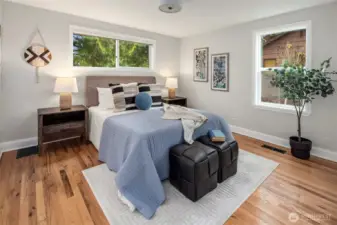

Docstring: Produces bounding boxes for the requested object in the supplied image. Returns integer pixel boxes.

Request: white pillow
[97,88,114,109]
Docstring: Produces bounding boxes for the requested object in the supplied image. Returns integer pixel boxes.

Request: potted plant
[270,44,335,159]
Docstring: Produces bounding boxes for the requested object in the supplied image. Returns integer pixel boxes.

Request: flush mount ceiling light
[159,0,182,13]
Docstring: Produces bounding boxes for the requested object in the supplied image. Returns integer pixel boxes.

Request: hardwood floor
[0,134,336,225]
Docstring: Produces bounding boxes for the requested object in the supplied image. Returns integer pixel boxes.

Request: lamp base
[168,88,176,99]
[60,93,72,110]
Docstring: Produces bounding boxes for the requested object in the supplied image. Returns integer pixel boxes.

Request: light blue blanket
[99,108,234,219]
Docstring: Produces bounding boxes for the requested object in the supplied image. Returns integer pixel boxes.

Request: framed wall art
[211,53,229,91]
[193,47,208,82]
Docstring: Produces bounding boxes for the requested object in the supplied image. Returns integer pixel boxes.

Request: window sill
[254,103,311,116]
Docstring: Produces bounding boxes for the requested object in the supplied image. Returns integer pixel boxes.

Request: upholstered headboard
[85,76,156,107]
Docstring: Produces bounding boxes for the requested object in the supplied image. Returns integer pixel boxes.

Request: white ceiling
[6,0,336,38]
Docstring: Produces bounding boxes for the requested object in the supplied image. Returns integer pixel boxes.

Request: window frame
[253,21,312,115]
[70,25,156,71]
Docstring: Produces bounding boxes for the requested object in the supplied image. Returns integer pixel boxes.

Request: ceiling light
[159,0,182,13]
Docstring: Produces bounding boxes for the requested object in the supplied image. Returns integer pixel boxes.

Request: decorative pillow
[138,84,163,107]
[111,83,139,111]
[108,83,120,87]
[109,82,138,87]
[97,88,114,109]
[135,92,153,110]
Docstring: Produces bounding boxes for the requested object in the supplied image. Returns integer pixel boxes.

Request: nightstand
[162,96,187,107]
[38,105,88,155]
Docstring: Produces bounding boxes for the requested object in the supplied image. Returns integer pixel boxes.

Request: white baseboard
[230,125,337,163]
[0,137,38,154]
[0,126,336,163]
[230,125,290,147]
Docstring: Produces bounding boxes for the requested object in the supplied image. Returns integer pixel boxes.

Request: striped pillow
[138,84,163,107]
[111,83,139,111]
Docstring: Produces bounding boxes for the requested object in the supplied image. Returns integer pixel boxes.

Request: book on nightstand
[208,130,226,142]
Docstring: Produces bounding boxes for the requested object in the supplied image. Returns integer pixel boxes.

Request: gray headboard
[85,76,156,107]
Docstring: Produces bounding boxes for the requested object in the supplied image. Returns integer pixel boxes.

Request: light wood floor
[0,134,336,225]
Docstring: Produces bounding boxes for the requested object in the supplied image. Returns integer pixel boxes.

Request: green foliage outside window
[73,34,116,67]
[119,40,149,68]
[73,34,150,68]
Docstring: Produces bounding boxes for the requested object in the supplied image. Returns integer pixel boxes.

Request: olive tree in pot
[270,56,335,159]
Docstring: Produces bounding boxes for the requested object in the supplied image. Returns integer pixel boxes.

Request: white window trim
[70,25,156,71]
[253,21,312,116]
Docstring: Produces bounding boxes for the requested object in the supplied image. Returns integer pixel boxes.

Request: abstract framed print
[211,53,229,91]
[193,47,209,82]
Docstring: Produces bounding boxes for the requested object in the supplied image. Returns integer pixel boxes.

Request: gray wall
[0,0,2,22]
[180,3,337,151]
[0,2,180,143]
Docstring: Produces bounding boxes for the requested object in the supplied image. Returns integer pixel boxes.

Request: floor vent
[261,144,287,154]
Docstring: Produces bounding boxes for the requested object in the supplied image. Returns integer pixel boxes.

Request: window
[71,26,155,70]
[73,33,117,68]
[119,40,150,68]
[254,21,311,114]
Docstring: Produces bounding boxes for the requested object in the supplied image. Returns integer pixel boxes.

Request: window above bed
[71,26,156,71]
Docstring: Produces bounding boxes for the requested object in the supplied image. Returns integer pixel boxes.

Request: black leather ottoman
[197,136,239,183]
[169,141,219,202]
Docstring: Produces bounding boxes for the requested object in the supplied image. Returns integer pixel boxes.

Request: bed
[87,75,157,149]
[89,107,139,150]
[86,76,235,219]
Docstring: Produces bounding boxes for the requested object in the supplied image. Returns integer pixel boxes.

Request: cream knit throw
[162,103,207,144]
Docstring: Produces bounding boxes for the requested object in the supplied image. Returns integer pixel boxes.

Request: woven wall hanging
[24,29,52,83]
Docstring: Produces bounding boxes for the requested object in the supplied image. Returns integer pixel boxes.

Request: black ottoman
[169,141,219,202]
[197,136,239,183]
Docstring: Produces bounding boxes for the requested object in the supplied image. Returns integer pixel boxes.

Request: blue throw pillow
[135,92,153,110]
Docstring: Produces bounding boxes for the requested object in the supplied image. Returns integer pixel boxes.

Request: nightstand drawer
[43,129,84,143]
[43,121,85,134]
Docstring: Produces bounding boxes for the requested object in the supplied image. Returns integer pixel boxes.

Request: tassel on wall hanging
[24,29,52,83]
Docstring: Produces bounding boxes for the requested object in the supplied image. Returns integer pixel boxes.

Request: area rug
[82,149,278,225]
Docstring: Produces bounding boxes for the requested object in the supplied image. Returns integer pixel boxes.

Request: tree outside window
[73,33,151,69]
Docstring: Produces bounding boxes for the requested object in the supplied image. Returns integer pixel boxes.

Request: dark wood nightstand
[38,105,88,155]
[162,96,187,107]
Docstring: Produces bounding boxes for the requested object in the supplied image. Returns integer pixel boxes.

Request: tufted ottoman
[197,136,239,183]
[169,141,219,202]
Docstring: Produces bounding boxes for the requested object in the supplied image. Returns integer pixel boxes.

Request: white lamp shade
[54,77,78,93]
[166,77,178,89]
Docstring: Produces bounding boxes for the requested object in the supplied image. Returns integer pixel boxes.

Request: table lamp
[166,77,178,99]
[54,77,78,110]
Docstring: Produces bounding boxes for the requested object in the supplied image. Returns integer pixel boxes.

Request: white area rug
[83,149,278,225]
